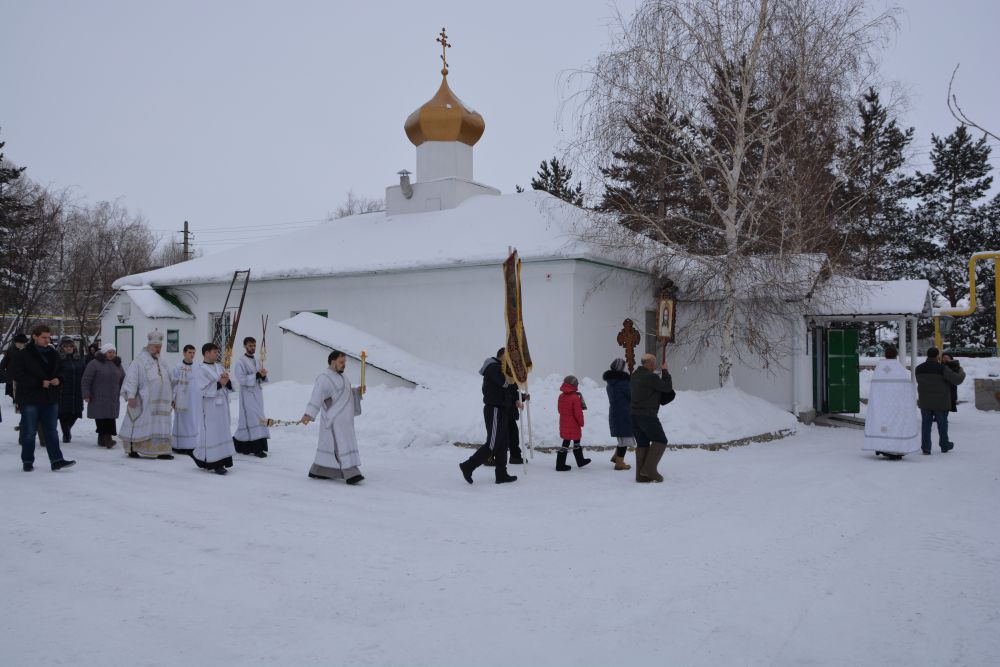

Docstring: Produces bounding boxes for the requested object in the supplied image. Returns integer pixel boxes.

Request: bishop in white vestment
[119,330,174,459]
[191,344,236,475]
[170,345,200,454]
[301,350,364,484]
[232,337,270,457]
[863,346,920,459]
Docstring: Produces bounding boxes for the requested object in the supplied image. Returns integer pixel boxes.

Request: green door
[826,328,860,413]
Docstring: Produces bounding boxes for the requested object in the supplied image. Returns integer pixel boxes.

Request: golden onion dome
[404,74,485,147]
[404,29,485,147]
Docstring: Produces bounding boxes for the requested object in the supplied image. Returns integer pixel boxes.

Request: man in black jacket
[629,353,675,483]
[915,347,965,454]
[8,325,75,472]
[459,349,518,485]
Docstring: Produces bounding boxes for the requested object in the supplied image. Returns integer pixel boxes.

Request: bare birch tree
[328,189,385,220]
[57,201,157,343]
[564,0,896,385]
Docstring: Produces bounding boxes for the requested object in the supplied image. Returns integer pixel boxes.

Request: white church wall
[385,179,501,215]
[665,303,799,412]
[153,260,581,385]
[99,292,200,371]
[570,262,656,383]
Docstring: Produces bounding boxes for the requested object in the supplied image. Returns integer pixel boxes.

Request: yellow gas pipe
[932,251,1000,355]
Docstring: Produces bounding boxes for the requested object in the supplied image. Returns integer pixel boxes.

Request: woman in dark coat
[80,343,125,447]
[57,338,87,442]
[1,333,29,407]
[603,358,633,471]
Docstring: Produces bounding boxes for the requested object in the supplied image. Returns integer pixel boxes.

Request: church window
[209,312,231,352]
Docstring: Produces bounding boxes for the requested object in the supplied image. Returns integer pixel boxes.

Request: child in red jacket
[557,375,591,471]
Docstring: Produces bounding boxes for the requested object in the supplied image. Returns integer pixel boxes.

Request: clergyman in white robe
[191,355,236,474]
[863,356,921,458]
[233,346,270,457]
[119,332,174,458]
[302,361,363,484]
[170,352,200,453]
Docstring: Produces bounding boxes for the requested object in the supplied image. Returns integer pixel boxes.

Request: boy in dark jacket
[459,349,518,484]
[629,353,675,483]
[7,325,75,472]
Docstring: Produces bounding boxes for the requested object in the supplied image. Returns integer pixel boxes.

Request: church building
[103,34,931,421]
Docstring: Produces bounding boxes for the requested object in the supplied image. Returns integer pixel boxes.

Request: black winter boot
[460,445,491,484]
[573,444,591,468]
[555,450,571,471]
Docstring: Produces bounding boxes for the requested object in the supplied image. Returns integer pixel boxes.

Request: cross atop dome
[387,28,500,214]
[404,29,485,148]
[437,27,451,75]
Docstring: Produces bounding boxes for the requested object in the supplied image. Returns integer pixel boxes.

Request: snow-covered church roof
[806,277,932,317]
[118,285,195,319]
[114,191,626,289]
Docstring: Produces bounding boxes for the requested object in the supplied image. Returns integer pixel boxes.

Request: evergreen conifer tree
[530,157,584,206]
[904,125,998,348]
[598,93,711,250]
[837,88,914,281]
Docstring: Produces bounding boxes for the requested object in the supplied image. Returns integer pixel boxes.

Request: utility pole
[182,220,191,261]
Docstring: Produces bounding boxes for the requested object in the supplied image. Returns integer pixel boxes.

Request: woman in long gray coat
[81,343,125,447]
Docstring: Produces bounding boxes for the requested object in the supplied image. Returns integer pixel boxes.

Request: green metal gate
[825,328,860,413]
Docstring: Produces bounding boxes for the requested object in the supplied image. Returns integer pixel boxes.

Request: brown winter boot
[640,442,667,483]
[635,447,651,482]
[612,445,631,471]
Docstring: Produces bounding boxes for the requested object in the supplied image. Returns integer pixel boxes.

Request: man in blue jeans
[7,325,76,472]
[914,347,966,455]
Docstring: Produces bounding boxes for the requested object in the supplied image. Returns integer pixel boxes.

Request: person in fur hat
[556,375,590,471]
[603,358,633,471]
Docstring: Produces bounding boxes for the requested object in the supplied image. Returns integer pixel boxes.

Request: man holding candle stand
[300,349,366,485]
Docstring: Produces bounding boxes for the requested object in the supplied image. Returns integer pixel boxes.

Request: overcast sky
[2,0,998,254]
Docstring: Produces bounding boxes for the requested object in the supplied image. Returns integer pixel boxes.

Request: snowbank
[263,370,799,450]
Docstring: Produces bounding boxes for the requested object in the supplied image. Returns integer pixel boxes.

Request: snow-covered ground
[3,370,999,666]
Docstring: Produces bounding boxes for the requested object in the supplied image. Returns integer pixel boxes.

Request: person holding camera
[915,347,965,454]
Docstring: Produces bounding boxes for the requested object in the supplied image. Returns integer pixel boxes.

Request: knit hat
[100,343,116,355]
[59,337,76,347]
[610,358,626,373]
[13,333,28,344]
[147,329,164,344]
[563,375,579,387]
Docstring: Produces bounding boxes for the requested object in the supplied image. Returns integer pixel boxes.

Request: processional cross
[436,27,451,74]
[617,318,641,373]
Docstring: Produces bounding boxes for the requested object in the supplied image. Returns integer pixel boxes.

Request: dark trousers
[94,418,117,435]
[20,403,65,464]
[466,405,510,479]
[508,419,521,460]
[59,416,78,438]
[631,414,668,448]
[920,409,950,452]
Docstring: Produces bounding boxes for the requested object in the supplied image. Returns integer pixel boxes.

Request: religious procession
[4,248,966,486]
[3,319,364,482]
